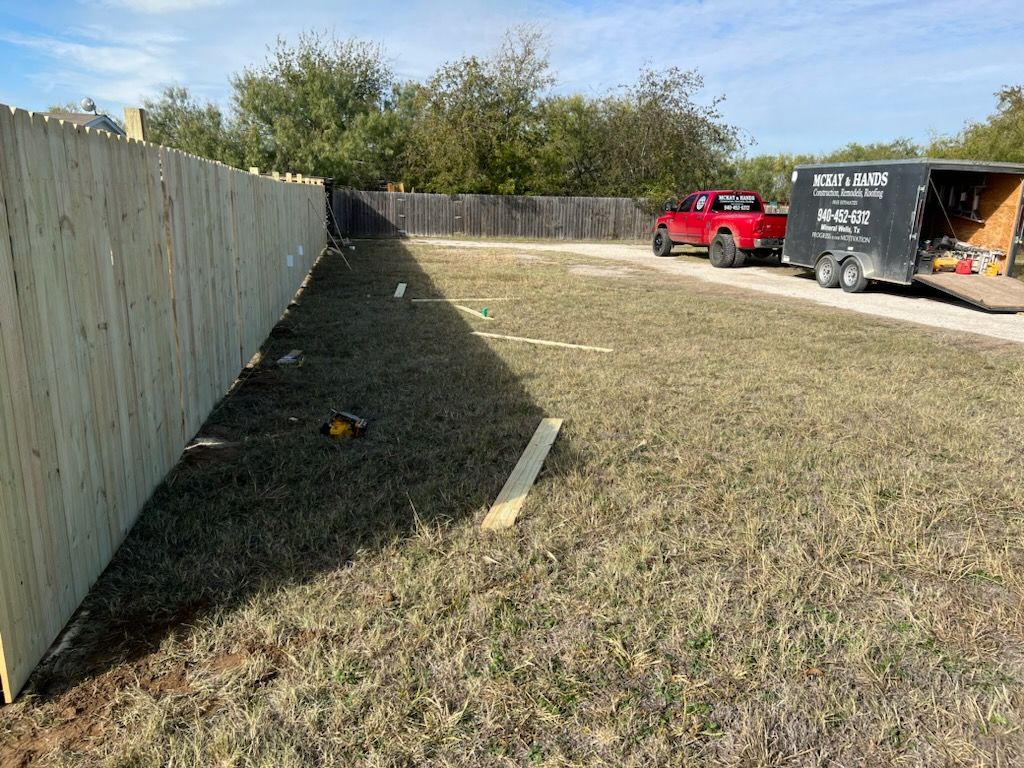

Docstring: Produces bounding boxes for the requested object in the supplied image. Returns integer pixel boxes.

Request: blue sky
[1,0,1022,155]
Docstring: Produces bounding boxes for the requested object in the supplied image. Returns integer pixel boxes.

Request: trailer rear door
[913,273,1024,312]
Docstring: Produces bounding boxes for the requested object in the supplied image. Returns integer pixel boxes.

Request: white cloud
[527,0,1024,152]
[92,0,232,13]
[3,32,163,76]
[5,0,1024,152]
[2,29,184,105]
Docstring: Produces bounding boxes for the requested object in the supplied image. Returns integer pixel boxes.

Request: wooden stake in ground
[454,304,493,320]
[481,418,563,531]
[472,331,612,353]
[394,283,407,298]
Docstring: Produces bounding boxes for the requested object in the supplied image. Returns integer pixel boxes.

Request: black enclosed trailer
[782,159,1024,311]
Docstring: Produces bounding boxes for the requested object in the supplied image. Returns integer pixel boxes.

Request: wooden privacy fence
[333,190,653,240]
[0,105,326,702]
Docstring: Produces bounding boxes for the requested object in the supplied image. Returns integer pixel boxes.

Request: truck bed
[914,273,1024,312]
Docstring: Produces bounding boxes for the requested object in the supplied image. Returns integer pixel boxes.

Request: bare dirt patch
[568,264,641,279]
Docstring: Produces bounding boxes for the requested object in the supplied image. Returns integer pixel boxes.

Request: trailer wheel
[815,255,841,288]
[709,233,736,268]
[840,258,868,293]
[652,228,673,257]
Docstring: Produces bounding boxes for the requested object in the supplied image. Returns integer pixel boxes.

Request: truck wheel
[733,249,749,268]
[709,233,736,268]
[652,228,673,257]
[815,255,841,288]
[840,258,868,293]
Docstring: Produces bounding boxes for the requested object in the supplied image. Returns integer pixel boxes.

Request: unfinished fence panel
[333,190,652,240]
[0,104,326,703]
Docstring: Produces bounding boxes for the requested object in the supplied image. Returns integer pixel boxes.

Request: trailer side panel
[784,163,926,284]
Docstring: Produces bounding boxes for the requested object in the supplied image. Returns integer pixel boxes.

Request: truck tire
[733,249,749,268]
[709,233,736,268]
[839,257,869,293]
[815,255,841,288]
[652,228,673,257]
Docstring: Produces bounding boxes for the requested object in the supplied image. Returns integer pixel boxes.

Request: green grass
[3,240,1024,766]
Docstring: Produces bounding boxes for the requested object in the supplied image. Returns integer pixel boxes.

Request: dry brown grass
[3,239,1024,767]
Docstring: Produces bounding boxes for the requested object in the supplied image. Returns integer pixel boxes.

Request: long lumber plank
[481,418,563,531]
[454,305,494,321]
[471,331,612,353]
[411,297,512,303]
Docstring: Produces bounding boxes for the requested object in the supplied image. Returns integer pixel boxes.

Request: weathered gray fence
[333,190,652,240]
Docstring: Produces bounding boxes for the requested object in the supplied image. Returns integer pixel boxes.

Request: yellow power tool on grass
[320,410,367,439]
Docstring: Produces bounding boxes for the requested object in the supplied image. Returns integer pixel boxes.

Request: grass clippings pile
[3,240,1024,767]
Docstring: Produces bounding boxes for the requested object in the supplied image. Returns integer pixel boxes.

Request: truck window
[694,194,709,212]
[678,194,697,212]
[711,193,762,212]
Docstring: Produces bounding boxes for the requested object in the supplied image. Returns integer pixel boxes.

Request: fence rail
[0,105,326,702]
[333,190,653,241]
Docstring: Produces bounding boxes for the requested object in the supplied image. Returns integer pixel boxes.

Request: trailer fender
[834,252,881,280]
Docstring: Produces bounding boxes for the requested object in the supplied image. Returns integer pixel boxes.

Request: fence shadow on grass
[21,230,554,703]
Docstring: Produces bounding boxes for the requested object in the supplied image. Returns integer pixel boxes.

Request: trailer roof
[795,158,1024,174]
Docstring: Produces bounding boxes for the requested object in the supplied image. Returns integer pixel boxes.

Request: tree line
[140,28,1024,207]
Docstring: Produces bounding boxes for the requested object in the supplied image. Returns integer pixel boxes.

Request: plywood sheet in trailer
[914,273,1024,312]
[951,174,1024,255]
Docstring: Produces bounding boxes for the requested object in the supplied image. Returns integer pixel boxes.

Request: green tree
[929,85,1024,163]
[723,140,920,203]
[142,86,238,163]
[592,67,741,207]
[230,32,397,184]
[821,138,921,162]
[404,27,554,194]
[724,153,816,203]
[530,94,604,196]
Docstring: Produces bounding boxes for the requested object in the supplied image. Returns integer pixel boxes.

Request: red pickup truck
[652,190,787,267]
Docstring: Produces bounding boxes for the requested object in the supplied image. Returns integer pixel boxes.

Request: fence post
[122,108,148,141]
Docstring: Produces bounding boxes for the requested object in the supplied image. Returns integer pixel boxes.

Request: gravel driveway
[413,238,1024,345]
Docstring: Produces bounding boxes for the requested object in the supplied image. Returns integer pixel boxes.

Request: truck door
[685,193,711,243]
[668,193,698,240]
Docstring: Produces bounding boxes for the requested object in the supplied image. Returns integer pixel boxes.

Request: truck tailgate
[760,213,787,238]
[914,273,1024,312]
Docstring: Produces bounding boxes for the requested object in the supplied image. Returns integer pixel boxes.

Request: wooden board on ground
[481,418,563,531]
[411,297,512,303]
[914,273,1024,312]
[472,331,612,353]
[455,305,493,320]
